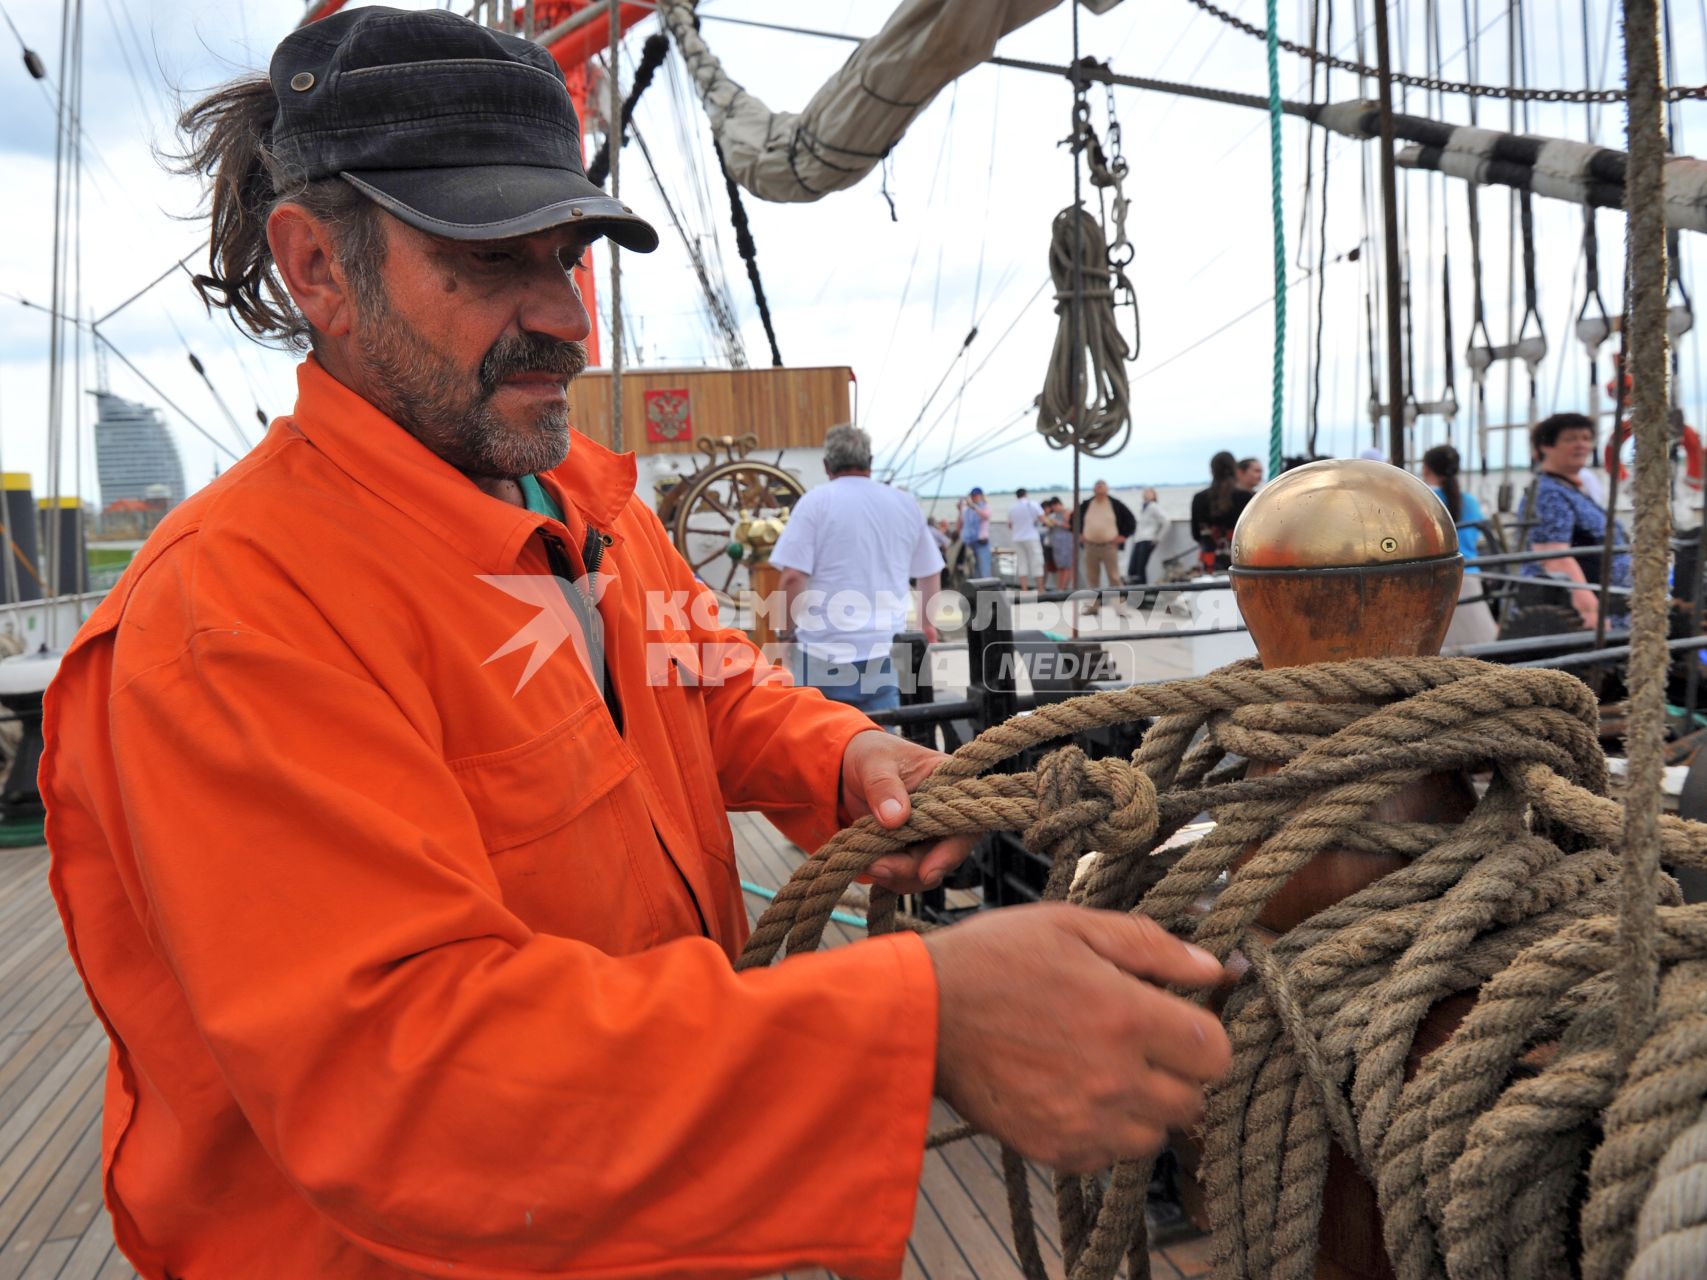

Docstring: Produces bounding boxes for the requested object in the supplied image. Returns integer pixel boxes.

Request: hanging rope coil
[743,657,1707,1280]
[1036,207,1134,457]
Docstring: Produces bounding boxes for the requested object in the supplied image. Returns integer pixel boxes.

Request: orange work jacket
[43,358,937,1280]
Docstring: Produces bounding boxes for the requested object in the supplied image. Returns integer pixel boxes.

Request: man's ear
[268,203,358,340]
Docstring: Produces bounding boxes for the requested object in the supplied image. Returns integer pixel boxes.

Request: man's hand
[924,905,1231,1173]
[839,730,972,893]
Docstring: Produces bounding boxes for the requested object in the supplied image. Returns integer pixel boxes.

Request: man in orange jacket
[43,10,1231,1278]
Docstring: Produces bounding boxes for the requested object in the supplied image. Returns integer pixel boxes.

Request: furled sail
[656,0,1064,203]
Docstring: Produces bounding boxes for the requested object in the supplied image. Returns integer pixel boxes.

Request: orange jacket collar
[291,357,637,569]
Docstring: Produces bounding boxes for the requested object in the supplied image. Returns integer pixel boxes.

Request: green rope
[1264,0,1286,478]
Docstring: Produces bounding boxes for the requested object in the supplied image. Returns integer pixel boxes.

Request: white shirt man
[772,426,945,713]
[1006,488,1046,591]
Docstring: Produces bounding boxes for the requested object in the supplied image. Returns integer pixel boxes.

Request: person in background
[1128,487,1169,585]
[1075,479,1136,613]
[1044,497,1076,590]
[1235,458,1264,491]
[1358,446,1388,463]
[1006,487,1046,592]
[772,425,945,713]
[1517,412,1632,632]
[1190,451,1254,573]
[1423,444,1498,647]
[1421,444,1485,563]
[960,486,993,579]
[930,517,951,552]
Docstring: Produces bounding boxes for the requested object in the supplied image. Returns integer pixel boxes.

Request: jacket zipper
[581,526,612,602]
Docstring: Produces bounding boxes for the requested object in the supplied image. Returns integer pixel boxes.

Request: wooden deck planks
[0,849,131,1280]
[2,815,1209,1280]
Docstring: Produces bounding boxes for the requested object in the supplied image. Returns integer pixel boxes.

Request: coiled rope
[1036,207,1134,457]
[741,657,1707,1280]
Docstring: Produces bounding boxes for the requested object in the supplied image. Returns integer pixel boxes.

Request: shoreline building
[92,390,185,511]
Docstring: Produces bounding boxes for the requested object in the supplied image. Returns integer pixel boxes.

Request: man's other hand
[924,904,1231,1173]
[839,730,972,894]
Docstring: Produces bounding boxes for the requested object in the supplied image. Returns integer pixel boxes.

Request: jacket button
[290,71,315,91]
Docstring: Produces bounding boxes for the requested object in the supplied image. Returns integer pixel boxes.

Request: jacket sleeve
[102,625,935,1280]
[1114,500,1137,538]
[643,503,880,851]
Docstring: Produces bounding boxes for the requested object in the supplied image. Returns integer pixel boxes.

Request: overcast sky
[2,0,1705,506]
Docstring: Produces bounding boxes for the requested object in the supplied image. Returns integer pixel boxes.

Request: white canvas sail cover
[657,0,1065,202]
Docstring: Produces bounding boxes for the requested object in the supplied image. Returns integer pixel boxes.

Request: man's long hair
[174,76,386,349]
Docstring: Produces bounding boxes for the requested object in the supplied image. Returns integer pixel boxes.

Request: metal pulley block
[1465,332,1549,380]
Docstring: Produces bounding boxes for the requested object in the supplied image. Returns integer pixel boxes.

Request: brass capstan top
[1231,458,1458,571]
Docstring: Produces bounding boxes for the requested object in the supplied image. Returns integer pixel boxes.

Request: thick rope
[740,658,1707,1279]
[1263,0,1286,480]
[1618,0,1674,1053]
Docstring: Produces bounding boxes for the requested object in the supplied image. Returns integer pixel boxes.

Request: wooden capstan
[1215,459,1473,1278]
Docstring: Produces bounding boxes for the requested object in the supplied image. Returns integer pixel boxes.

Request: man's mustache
[479,335,589,393]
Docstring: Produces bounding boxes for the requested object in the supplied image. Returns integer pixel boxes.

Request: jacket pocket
[447,699,635,853]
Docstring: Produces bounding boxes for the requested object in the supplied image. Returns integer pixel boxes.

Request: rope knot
[1024,747,1159,875]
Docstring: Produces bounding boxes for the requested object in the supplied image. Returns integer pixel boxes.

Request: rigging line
[916,413,1036,489]
[1179,0,1706,100]
[162,308,253,453]
[629,114,746,367]
[99,0,161,133]
[905,403,1036,493]
[1135,0,1242,152]
[865,93,962,436]
[92,331,238,462]
[927,83,961,332]
[96,254,195,328]
[176,261,271,421]
[1308,0,1334,456]
[967,66,1002,329]
[891,263,1026,486]
[887,271,1044,486]
[1263,0,1286,479]
[1135,265,1320,384]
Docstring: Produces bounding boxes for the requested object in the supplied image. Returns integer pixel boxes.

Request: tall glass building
[92,391,185,508]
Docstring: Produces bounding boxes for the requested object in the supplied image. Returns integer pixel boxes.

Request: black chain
[1182,0,1707,103]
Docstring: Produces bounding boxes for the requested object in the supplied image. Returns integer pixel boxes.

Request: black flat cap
[269,6,658,252]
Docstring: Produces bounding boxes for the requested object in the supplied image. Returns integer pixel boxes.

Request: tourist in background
[1128,487,1168,584]
[1074,479,1136,612]
[1044,498,1075,590]
[1421,444,1485,563]
[1422,444,1498,647]
[772,425,945,712]
[1517,412,1632,631]
[1235,458,1264,491]
[1190,451,1254,573]
[1006,487,1046,592]
[959,486,992,579]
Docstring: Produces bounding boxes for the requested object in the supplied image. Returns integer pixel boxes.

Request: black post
[1372,0,1407,466]
[893,630,936,748]
[964,578,1016,734]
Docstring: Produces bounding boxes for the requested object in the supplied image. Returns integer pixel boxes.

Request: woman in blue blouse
[1518,412,1631,630]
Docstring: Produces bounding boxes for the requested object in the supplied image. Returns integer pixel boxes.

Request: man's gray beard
[353,289,577,480]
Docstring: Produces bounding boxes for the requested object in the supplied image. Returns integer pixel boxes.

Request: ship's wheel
[664,434,805,596]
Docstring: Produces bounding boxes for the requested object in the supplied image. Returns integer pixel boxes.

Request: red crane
[298,1,654,365]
